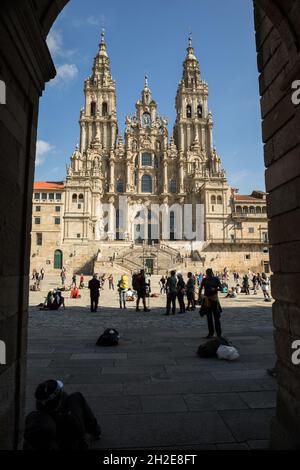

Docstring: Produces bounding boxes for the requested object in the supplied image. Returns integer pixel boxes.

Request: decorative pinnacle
[188,32,192,48]
[144,75,149,88]
[101,28,105,43]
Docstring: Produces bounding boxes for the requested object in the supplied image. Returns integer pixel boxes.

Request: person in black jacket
[23,379,101,450]
[135,269,151,312]
[177,273,186,313]
[88,274,101,312]
[199,268,223,338]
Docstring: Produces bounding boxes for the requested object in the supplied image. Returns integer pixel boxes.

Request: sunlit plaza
[27,274,276,449]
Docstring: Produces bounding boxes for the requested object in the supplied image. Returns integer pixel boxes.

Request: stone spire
[183,33,201,87]
[92,29,112,84]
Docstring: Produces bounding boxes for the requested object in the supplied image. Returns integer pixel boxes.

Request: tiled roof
[33,181,64,190]
[234,195,263,201]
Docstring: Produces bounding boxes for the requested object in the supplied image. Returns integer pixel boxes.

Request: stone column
[109,158,115,193]
[163,158,168,194]
[80,122,86,153]
[126,161,131,192]
[179,160,184,193]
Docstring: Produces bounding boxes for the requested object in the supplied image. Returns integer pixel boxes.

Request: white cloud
[36,140,53,167]
[72,14,108,28]
[47,30,75,59]
[56,63,78,81]
[50,63,79,86]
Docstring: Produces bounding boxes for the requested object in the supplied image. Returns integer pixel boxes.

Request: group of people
[240,271,271,301]
[31,268,45,291]
[40,288,65,310]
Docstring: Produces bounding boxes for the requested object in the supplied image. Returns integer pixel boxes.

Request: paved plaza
[26,274,277,450]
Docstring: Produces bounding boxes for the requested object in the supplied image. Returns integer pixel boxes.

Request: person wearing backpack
[118,274,129,309]
[135,269,151,312]
[23,379,101,450]
[88,274,101,312]
[199,268,223,338]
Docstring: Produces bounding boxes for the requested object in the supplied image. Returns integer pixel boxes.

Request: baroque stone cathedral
[31,33,269,275]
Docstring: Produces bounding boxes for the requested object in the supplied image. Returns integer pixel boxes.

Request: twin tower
[65,32,227,244]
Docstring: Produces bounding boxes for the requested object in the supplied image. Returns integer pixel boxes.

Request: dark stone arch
[0,0,69,450]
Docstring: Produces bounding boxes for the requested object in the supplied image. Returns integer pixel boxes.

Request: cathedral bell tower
[79,31,118,154]
[173,35,213,160]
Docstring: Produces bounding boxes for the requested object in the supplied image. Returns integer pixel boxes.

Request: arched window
[262,206,267,214]
[91,101,96,117]
[142,153,152,166]
[249,206,255,214]
[169,180,177,194]
[236,206,242,213]
[116,180,124,193]
[186,105,192,118]
[72,194,77,203]
[102,102,108,116]
[170,211,175,240]
[54,250,63,270]
[217,195,222,204]
[141,175,152,193]
[211,195,216,204]
[197,105,203,118]
[243,206,249,214]
[256,206,262,214]
[78,194,84,202]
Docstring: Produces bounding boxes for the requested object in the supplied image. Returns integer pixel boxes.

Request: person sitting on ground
[41,289,65,310]
[134,269,150,312]
[236,283,242,294]
[225,287,237,298]
[23,379,101,450]
[126,288,135,301]
[118,274,128,309]
[199,268,223,338]
[70,285,80,299]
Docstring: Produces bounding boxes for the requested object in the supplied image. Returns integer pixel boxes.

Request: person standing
[243,274,250,295]
[79,273,84,289]
[261,272,271,301]
[108,274,114,290]
[199,268,223,338]
[60,269,66,286]
[165,270,177,316]
[40,268,45,280]
[118,274,128,309]
[88,274,101,312]
[159,275,166,294]
[135,270,150,312]
[177,273,186,314]
[186,272,196,311]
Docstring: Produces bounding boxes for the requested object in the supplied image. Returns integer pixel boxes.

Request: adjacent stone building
[31,33,269,275]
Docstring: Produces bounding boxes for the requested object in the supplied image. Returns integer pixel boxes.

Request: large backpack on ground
[197,337,229,358]
[96,328,119,347]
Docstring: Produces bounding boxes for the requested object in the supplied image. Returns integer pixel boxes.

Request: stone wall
[0,0,68,450]
[254,0,300,449]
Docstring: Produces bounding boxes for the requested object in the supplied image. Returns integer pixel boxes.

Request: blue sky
[35,0,265,194]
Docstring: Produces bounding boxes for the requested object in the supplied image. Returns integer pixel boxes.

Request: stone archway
[0,0,300,450]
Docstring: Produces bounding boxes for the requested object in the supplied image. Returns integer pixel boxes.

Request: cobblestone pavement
[27,274,277,450]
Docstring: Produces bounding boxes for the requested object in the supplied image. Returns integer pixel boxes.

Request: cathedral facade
[30,34,269,275]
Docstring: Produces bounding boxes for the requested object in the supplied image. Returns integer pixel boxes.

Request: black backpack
[96,328,119,347]
[197,337,229,358]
